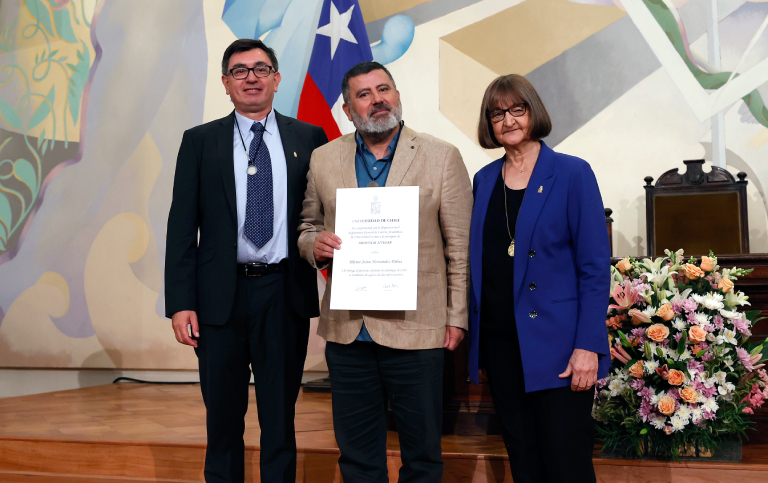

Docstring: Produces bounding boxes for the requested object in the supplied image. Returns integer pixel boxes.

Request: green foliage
[28,86,55,130]
[66,41,89,125]
[52,4,78,43]
[25,0,54,37]
[0,98,21,130]
[14,159,37,198]
[642,0,768,128]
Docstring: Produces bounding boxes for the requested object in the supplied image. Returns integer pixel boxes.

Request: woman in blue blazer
[469,75,611,482]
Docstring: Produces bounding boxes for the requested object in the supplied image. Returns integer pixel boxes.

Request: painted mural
[0,0,766,370]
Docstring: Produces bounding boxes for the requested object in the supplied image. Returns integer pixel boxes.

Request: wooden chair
[644,159,749,257]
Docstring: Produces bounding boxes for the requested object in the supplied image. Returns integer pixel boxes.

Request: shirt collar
[234,108,275,138]
[355,123,403,159]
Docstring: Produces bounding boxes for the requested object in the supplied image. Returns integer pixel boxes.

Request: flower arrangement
[593,249,767,459]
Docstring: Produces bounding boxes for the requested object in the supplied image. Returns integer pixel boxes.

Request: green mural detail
[0,1,92,253]
[67,40,90,125]
[644,0,768,127]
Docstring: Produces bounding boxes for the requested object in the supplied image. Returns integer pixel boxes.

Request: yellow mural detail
[439,38,505,155]
[358,0,431,23]
[748,127,768,149]
[6,0,98,142]
[441,0,625,77]
[0,271,104,367]
[85,212,197,369]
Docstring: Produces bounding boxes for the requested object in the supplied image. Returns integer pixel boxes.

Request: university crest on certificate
[330,186,419,311]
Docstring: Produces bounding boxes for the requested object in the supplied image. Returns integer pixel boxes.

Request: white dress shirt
[233,109,288,263]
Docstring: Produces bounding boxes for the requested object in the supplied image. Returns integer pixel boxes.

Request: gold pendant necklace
[502,162,514,257]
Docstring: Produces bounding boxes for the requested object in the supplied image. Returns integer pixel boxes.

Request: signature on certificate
[383,283,398,291]
[355,286,367,292]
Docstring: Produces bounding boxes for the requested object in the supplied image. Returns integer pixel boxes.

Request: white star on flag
[316,2,358,60]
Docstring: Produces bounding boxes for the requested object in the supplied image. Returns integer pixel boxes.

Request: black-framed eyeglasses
[487,103,527,123]
[228,64,275,80]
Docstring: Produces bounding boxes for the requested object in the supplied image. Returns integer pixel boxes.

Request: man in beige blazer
[298,62,472,483]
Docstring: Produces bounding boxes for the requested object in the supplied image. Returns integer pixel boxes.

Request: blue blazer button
[529,311,537,318]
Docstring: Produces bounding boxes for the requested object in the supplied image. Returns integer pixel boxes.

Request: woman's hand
[558,348,598,391]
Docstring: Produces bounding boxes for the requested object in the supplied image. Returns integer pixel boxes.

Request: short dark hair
[221,39,278,76]
[477,74,552,149]
[341,61,396,104]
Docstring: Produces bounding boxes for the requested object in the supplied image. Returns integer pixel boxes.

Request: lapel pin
[293,152,297,157]
[538,186,543,193]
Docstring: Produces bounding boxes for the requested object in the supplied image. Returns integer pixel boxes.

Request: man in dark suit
[164,39,328,483]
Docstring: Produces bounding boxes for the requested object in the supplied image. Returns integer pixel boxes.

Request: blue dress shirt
[233,109,288,263]
[353,125,402,341]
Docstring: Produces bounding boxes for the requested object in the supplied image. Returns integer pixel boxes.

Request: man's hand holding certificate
[326,186,419,311]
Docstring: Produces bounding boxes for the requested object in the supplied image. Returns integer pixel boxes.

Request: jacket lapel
[217,111,237,223]
[513,141,556,298]
[385,125,418,187]
[470,158,503,304]
[340,134,358,189]
[275,111,299,224]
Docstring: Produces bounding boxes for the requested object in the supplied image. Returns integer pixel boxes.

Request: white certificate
[330,186,419,310]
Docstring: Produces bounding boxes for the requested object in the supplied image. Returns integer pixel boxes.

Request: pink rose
[700,256,715,272]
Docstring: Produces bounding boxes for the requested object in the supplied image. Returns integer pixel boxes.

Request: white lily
[724,291,750,309]
[640,259,677,286]
[609,265,624,291]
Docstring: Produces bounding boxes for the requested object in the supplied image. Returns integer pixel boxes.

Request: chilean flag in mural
[297,0,372,141]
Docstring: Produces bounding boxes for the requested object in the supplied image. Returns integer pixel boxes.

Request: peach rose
[646,323,670,342]
[658,396,676,415]
[680,387,699,403]
[689,325,707,343]
[616,257,632,273]
[667,369,685,386]
[683,264,704,280]
[718,277,734,293]
[629,308,651,325]
[657,303,674,321]
[629,361,644,379]
[700,256,715,272]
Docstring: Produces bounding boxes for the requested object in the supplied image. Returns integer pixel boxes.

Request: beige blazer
[298,126,472,350]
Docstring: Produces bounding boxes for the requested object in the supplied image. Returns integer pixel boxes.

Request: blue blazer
[468,141,611,392]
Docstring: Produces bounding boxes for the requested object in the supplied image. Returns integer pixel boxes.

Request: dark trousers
[195,270,309,483]
[482,333,596,483]
[325,341,444,483]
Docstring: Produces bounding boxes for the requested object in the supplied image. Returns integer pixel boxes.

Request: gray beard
[351,101,403,140]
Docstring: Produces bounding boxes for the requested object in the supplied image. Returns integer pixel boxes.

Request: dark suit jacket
[165,110,328,324]
[468,141,611,391]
